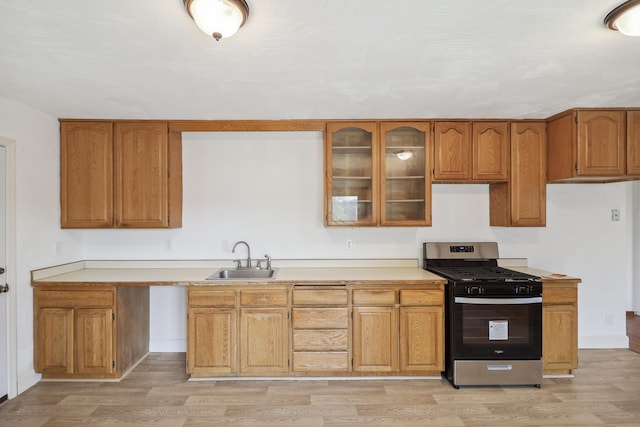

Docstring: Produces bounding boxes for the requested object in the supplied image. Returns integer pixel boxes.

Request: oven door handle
[454,297,542,304]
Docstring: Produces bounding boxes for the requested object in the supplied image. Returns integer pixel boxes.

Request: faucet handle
[233,259,242,269]
[256,259,263,270]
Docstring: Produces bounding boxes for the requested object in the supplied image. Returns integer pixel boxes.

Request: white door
[0,145,7,402]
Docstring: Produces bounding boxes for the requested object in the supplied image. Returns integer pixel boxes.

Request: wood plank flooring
[1,349,640,426]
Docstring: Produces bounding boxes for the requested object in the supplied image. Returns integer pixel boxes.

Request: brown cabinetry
[187,287,290,376]
[291,287,349,374]
[547,109,640,182]
[60,120,182,228]
[433,121,509,182]
[240,288,289,374]
[490,121,546,226]
[187,289,237,375]
[351,286,444,375]
[325,121,432,226]
[34,286,149,379]
[542,280,579,374]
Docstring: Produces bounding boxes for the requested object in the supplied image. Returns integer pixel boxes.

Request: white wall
[0,96,84,394]
[81,131,634,351]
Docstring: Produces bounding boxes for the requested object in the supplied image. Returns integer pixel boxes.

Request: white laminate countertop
[30,259,580,287]
[31,259,447,287]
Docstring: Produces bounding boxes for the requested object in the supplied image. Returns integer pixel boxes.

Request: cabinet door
[433,121,471,181]
[511,122,546,226]
[577,110,626,177]
[240,308,289,373]
[188,307,236,375]
[542,304,578,372]
[627,111,640,175]
[399,306,443,372]
[36,308,74,375]
[114,122,169,228]
[473,122,509,181]
[352,307,398,372]
[380,122,432,226]
[60,121,113,228]
[490,122,546,227]
[75,308,114,375]
[325,122,379,226]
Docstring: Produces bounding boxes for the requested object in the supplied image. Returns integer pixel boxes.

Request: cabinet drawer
[292,308,349,329]
[188,289,236,307]
[400,289,443,306]
[292,330,348,351]
[352,289,396,305]
[293,289,348,306]
[36,289,114,308]
[292,352,349,372]
[543,287,577,304]
[240,289,288,306]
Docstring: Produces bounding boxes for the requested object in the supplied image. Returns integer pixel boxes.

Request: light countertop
[31,259,580,287]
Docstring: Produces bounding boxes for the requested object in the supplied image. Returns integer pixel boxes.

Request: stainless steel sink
[206,268,277,280]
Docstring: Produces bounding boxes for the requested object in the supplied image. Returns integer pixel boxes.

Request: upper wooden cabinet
[60,120,182,228]
[628,110,640,176]
[433,121,471,180]
[325,121,432,227]
[60,121,114,227]
[490,122,546,227]
[547,109,640,182]
[433,121,509,182]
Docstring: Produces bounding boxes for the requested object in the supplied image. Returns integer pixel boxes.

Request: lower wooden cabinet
[352,306,399,372]
[188,307,236,375]
[187,287,289,377]
[34,287,149,379]
[240,307,289,374]
[542,280,579,374]
[399,306,443,372]
[291,287,349,374]
[352,287,444,375]
[187,283,444,378]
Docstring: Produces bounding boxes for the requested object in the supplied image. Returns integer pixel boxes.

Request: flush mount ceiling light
[605,0,640,36]
[184,0,249,41]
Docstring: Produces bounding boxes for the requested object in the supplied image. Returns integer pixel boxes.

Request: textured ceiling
[0,0,638,120]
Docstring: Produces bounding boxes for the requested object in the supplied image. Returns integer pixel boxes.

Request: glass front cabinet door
[326,122,379,226]
[325,121,432,227]
[380,122,432,226]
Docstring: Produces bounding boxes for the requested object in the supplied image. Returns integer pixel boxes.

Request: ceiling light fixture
[605,0,640,36]
[184,0,249,41]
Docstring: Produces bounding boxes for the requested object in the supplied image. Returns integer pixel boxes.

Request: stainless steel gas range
[423,242,543,388]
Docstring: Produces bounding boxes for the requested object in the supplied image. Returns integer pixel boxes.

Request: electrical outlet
[165,238,173,251]
[54,241,64,256]
[611,209,620,221]
[346,239,353,250]
[220,240,229,252]
[605,313,614,326]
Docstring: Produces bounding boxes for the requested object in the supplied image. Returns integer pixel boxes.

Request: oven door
[452,296,542,360]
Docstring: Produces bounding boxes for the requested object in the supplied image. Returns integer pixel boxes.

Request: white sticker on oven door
[489,320,508,340]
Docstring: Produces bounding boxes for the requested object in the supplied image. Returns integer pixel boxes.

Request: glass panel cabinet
[381,122,431,226]
[325,121,432,227]
[326,122,379,226]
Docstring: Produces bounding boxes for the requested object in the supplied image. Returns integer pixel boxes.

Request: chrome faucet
[232,240,252,269]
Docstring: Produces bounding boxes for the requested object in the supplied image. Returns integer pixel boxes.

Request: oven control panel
[456,282,542,297]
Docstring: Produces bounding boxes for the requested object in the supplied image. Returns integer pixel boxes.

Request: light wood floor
[1,349,640,426]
